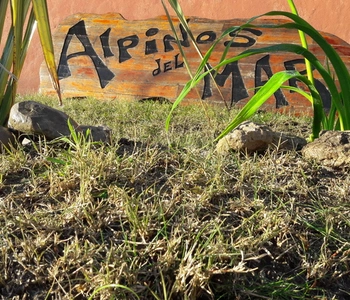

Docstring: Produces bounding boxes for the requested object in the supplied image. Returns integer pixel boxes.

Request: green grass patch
[0,95,349,299]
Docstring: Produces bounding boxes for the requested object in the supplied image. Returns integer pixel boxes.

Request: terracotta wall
[8,0,350,93]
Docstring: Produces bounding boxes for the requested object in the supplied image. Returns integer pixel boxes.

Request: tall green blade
[215,71,324,141]
[251,11,350,129]
[0,0,62,125]
[8,0,26,111]
[32,0,62,105]
[20,7,36,69]
[166,43,340,131]
[0,0,10,43]
[0,28,14,95]
[287,0,314,85]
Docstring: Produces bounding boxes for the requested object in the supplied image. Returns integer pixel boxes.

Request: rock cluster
[1,103,350,168]
[216,121,350,168]
[0,100,111,151]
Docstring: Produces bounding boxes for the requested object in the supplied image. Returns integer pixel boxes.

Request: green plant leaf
[162,0,229,108]
[287,0,314,85]
[0,0,62,126]
[46,157,68,165]
[0,0,10,42]
[88,284,140,300]
[248,11,350,129]
[165,3,350,140]
[215,70,323,141]
[166,42,336,135]
[32,0,62,105]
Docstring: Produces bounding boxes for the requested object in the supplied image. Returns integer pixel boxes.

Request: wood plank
[40,13,350,115]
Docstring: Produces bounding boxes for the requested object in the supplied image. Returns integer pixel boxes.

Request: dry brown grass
[0,96,349,299]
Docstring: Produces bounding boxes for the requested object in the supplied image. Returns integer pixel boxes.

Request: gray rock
[7,100,112,144]
[0,126,16,152]
[76,125,112,144]
[8,101,79,140]
[302,130,350,167]
[271,132,307,151]
[216,121,306,154]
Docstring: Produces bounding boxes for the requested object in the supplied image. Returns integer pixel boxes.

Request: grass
[1,95,350,299]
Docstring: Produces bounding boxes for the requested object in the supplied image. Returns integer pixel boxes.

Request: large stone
[0,126,16,152]
[302,130,350,167]
[8,101,78,140]
[216,121,306,154]
[7,101,112,144]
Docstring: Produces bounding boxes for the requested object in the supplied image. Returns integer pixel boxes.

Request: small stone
[76,125,112,143]
[302,130,350,167]
[8,100,78,140]
[271,132,307,151]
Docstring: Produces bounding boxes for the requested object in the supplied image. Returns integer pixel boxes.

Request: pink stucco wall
[11,0,350,93]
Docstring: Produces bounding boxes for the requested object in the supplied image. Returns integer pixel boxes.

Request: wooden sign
[40,13,350,114]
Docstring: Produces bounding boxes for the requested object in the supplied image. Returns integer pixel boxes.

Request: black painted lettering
[163,21,190,52]
[202,62,249,106]
[284,59,305,89]
[216,62,249,105]
[202,65,214,99]
[196,31,216,44]
[57,20,115,89]
[164,61,172,72]
[284,59,331,110]
[100,28,114,58]
[224,28,262,47]
[117,35,139,63]
[152,59,161,76]
[255,55,288,108]
[174,53,184,69]
[145,28,159,55]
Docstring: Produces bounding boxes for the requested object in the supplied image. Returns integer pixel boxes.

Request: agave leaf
[0,0,62,125]
[0,62,17,81]
[0,0,10,42]
[32,0,62,105]
[0,28,14,96]
[0,0,33,125]
[20,8,36,69]
[0,79,15,125]
[10,0,25,88]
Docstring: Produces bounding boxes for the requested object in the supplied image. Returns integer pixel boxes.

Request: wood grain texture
[40,13,350,114]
